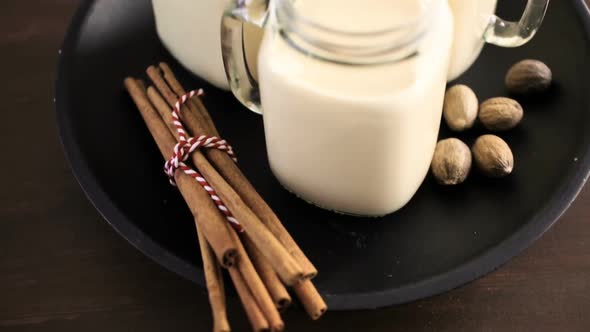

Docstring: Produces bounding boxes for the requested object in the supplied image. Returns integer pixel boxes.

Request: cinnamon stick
[197,227,231,332]
[159,63,218,136]
[145,73,305,286]
[124,77,238,268]
[292,280,327,320]
[155,63,317,279]
[243,235,291,311]
[228,226,284,332]
[229,267,270,332]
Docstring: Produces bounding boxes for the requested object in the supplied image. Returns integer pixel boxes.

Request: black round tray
[55,0,590,309]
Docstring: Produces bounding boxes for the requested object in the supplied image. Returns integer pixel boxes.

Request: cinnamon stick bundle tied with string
[145,63,328,319]
[150,63,317,280]
[124,78,234,332]
[145,83,304,287]
[124,64,327,331]
[145,81,286,330]
[124,78,238,269]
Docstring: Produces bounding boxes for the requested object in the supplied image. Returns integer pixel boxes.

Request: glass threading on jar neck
[274,0,439,65]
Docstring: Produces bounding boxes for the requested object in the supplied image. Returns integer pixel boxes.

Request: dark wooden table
[2,1,590,331]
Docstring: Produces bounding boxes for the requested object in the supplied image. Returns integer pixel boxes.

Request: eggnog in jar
[255,0,454,216]
[152,0,264,89]
[222,0,548,216]
[447,0,498,80]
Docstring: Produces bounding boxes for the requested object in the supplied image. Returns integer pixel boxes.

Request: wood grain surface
[1,1,589,331]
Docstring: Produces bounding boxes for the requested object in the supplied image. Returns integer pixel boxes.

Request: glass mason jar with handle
[221,0,548,217]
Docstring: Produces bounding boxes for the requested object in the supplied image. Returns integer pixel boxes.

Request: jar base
[274,175,398,219]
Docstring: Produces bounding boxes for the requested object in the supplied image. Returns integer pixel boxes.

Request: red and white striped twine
[164,89,242,232]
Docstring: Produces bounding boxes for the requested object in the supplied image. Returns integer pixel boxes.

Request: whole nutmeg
[443,84,478,132]
[431,138,472,185]
[479,97,523,131]
[472,135,514,178]
[505,59,552,95]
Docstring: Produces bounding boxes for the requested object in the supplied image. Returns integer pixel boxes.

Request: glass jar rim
[276,0,437,36]
[274,0,439,65]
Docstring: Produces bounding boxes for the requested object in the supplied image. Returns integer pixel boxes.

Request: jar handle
[221,0,269,114]
[484,0,550,47]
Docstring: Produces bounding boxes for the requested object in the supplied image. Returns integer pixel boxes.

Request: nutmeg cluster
[431,59,552,185]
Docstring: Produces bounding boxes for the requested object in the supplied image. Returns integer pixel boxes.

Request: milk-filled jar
[222,0,549,216]
[223,0,454,216]
[447,0,549,80]
[152,0,264,89]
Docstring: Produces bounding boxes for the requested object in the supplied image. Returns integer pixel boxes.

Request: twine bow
[164,89,242,231]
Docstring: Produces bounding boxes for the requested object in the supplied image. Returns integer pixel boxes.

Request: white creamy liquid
[152,0,497,86]
[447,0,498,80]
[258,0,454,216]
[152,0,229,89]
[152,0,265,89]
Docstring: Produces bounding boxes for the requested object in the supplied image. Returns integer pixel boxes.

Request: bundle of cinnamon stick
[124,63,326,332]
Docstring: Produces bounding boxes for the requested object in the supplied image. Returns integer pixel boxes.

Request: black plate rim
[55,0,590,310]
